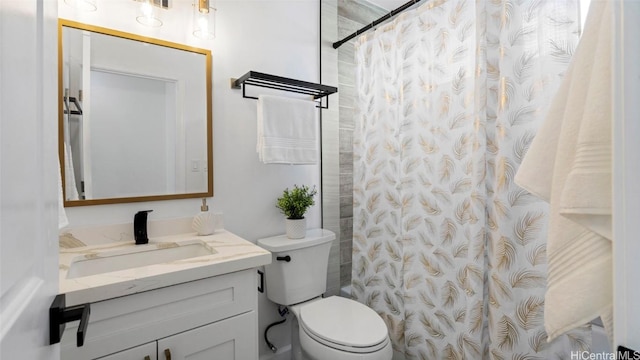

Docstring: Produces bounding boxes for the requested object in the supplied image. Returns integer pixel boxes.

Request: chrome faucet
[134,210,153,245]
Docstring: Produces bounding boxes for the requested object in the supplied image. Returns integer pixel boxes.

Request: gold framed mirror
[58,19,213,207]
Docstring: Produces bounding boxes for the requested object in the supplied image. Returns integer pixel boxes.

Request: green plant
[276,184,317,219]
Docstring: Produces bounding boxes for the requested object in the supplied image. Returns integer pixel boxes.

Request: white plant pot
[285,218,306,239]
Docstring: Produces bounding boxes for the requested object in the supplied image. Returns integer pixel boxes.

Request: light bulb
[198,16,209,33]
[141,2,152,17]
[193,1,215,40]
[136,0,162,27]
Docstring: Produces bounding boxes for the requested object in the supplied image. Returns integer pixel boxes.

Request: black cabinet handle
[76,302,90,347]
[276,255,291,262]
[257,269,265,293]
[164,348,172,360]
[49,294,91,347]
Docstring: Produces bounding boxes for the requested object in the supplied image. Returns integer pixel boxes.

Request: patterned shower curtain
[352,0,592,358]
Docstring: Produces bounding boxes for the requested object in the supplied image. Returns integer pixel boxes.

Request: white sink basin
[66,240,216,279]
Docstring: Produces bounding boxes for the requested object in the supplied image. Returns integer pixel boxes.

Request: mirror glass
[59,20,213,206]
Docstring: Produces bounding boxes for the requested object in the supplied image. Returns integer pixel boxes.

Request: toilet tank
[257,229,335,305]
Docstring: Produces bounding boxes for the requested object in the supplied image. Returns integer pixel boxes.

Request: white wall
[60,0,321,357]
[613,1,640,352]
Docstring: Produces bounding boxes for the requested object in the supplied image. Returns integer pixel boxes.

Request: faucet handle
[134,210,153,222]
[134,210,153,245]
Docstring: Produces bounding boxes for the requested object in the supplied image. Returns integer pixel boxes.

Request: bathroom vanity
[58,229,271,360]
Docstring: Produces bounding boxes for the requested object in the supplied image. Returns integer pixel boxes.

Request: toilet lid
[298,296,389,351]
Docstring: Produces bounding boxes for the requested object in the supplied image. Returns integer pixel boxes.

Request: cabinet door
[157,311,257,360]
[96,342,157,360]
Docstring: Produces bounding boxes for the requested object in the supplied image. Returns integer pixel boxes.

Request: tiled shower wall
[337,0,387,288]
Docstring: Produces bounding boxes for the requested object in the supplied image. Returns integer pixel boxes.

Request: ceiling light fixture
[136,0,163,27]
[193,0,216,40]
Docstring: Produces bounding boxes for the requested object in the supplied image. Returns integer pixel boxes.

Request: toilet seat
[298,296,390,354]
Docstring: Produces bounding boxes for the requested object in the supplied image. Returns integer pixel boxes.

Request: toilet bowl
[291,296,392,360]
[257,229,392,360]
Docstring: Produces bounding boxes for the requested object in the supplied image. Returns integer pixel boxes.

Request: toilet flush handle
[276,255,291,262]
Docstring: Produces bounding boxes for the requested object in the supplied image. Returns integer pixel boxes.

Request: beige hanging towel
[257,95,319,164]
[514,0,613,342]
[57,155,69,230]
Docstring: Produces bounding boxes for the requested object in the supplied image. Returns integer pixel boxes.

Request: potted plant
[276,184,317,239]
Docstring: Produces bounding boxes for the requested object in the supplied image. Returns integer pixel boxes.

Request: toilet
[258,229,392,360]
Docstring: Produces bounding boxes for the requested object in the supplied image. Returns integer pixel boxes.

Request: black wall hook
[49,294,91,347]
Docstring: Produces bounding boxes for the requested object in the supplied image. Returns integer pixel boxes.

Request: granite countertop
[59,229,271,306]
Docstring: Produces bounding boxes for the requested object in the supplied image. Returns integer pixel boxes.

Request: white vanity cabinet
[96,312,255,360]
[96,342,156,360]
[156,311,256,360]
[61,269,259,360]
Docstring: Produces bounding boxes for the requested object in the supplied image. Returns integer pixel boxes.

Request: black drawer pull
[276,255,291,262]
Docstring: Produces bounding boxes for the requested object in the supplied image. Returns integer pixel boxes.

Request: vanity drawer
[61,269,256,360]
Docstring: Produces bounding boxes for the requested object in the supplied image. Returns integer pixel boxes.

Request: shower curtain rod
[332,0,424,49]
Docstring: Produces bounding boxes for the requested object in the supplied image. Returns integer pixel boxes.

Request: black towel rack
[63,96,83,116]
[231,71,338,109]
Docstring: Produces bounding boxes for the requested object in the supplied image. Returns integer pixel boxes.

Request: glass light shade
[136,0,163,27]
[63,0,97,12]
[193,0,216,40]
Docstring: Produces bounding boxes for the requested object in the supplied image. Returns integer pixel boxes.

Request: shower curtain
[352,0,591,358]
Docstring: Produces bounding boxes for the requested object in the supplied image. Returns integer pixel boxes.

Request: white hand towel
[58,155,69,230]
[257,95,318,164]
[64,142,79,201]
[514,0,612,342]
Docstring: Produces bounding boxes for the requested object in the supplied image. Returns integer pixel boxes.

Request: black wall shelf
[231,71,338,109]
